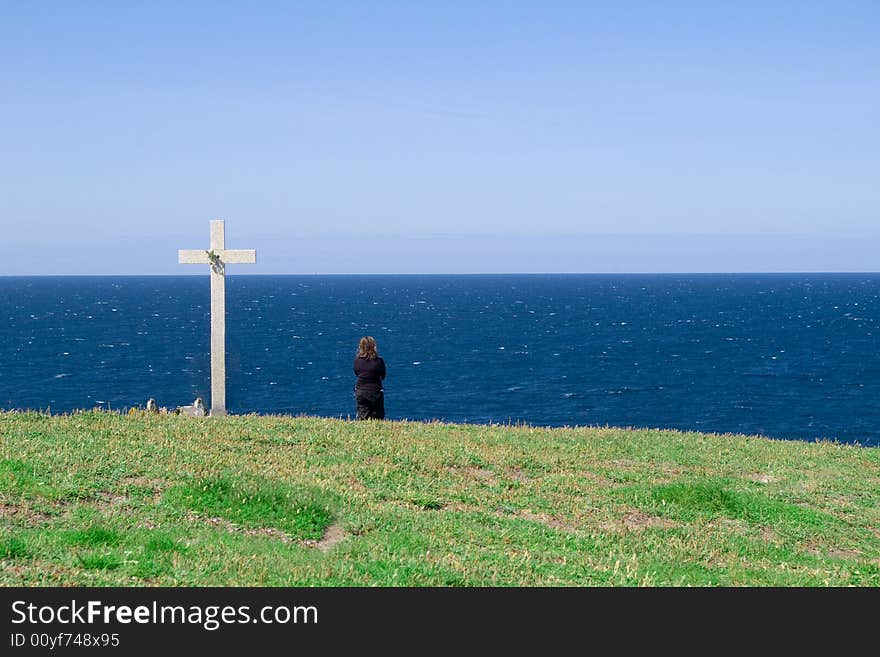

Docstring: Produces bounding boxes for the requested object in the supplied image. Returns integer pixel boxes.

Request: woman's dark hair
[357,336,378,360]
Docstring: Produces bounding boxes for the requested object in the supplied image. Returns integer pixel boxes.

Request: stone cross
[178,220,256,416]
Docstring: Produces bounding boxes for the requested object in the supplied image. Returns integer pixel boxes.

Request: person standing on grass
[353,336,386,420]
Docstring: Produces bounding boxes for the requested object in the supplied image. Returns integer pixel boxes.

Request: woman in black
[353,336,386,420]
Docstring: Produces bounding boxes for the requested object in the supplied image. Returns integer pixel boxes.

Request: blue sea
[0,274,878,446]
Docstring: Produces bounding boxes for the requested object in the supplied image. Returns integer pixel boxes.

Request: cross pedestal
[179,220,256,416]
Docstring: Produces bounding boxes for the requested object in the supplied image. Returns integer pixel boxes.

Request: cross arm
[220,249,257,264]
[179,250,211,264]
[178,249,256,264]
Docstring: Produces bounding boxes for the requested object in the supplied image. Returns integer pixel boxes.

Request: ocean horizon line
[2,271,880,278]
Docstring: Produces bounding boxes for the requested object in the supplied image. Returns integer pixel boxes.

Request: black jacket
[353,356,386,393]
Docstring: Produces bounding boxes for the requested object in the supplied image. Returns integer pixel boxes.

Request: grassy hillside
[1,411,878,586]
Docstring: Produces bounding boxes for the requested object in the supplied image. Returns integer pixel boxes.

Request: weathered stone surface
[177,397,206,417]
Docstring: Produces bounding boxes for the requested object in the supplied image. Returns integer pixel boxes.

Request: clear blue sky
[1,1,878,274]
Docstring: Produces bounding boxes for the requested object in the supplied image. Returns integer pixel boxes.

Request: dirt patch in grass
[760,526,781,544]
[443,501,481,513]
[601,511,676,532]
[507,468,530,483]
[303,523,349,553]
[623,511,675,530]
[448,466,496,483]
[803,543,862,561]
[93,491,131,506]
[85,479,171,510]
[1,562,74,584]
[655,464,684,480]
[0,502,54,526]
[195,513,241,532]
[243,526,297,543]
[827,548,861,560]
[703,517,750,538]
[581,471,614,487]
[121,477,171,504]
[189,513,295,543]
[823,493,853,506]
[510,509,578,533]
[747,473,778,484]
[124,477,170,495]
[345,478,367,492]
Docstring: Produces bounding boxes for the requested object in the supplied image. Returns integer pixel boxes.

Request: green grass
[75,552,123,571]
[63,526,123,547]
[638,480,833,526]
[1,536,29,559]
[1,409,878,586]
[163,476,333,540]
